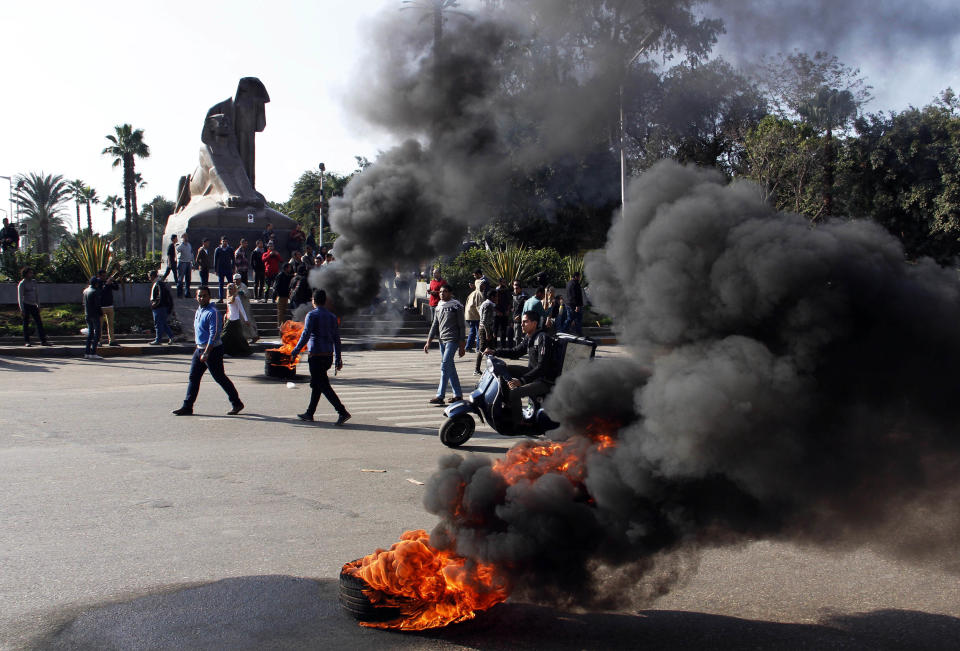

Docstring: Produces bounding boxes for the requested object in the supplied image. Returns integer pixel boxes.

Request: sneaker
[149,341,162,345]
[171,406,193,416]
[335,411,352,426]
[227,401,244,415]
[24,342,32,347]
[89,354,104,360]
[297,412,314,421]
[428,396,445,405]
[167,338,175,345]
[110,342,121,347]
[447,396,463,404]
[473,371,482,376]
[83,354,90,359]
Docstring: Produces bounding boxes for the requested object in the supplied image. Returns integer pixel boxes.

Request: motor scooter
[439,332,597,448]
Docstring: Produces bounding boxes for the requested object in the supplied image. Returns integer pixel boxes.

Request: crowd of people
[12,221,589,427]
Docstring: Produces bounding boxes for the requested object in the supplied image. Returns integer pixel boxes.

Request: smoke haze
[425,161,960,608]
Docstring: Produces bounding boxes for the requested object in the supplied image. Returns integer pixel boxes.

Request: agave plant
[562,253,587,286]
[484,244,527,284]
[63,233,119,280]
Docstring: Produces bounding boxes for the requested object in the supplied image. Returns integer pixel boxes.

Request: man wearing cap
[172,286,244,416]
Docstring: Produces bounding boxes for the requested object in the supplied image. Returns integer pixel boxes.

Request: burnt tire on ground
[339,567,406,623]
[439,415,476,448]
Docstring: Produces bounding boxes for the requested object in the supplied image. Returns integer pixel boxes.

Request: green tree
[14,173,71,253]
[753,50,872,119]
[400,0,473,54]
[102,195,122,230]
[80,185,99,233]
[68,179,86,234]
[102,124,150,255]
[280,168,356,243]
[743,115,821,215]
[838,93,960,262]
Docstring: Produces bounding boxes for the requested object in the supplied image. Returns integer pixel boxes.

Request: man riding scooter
[483,310,558,424]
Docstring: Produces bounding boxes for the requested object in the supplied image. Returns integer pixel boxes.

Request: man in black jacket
[484,310,557,424]
[565,271,584,335]
[510,279,528,346]
[149,270,176,345]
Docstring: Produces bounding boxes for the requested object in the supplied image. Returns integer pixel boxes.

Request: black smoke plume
[425,160,960,609]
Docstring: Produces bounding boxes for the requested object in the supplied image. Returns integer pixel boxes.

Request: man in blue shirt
[172,287,244,416]
[522,286,546,325]
[291,288,350,425]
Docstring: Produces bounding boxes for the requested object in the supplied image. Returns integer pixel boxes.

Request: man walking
[161,234,179,285]
[214,236,235,301]
[565,271,585,335]
[176,233,193,298]
[82,277,103,360]
[424,285,466,404]
[17,267,50,347]
[172,287,244,416]
[291,289,351,425]
[149,269,176,345]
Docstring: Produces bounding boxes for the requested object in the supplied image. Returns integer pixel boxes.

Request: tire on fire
[439,415,475,448]
[339,567,405,623]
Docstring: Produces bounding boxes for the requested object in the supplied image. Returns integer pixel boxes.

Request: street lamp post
[318,162,325,248]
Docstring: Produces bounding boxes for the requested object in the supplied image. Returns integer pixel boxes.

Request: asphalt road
[1,349,958,650]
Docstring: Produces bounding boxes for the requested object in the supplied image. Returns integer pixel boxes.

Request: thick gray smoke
[706,0,960,67]
[424,161,960,609]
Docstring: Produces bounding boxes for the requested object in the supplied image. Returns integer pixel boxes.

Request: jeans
[22,304,47,343]
[436,340,462,398]
[182,345,240,409]
[254,270,266,299]
[305,355,347,417]
[466,320,479,350]
[177,262,192,297]
[217,271,232,299]
[152,306,174,343]
[161,260,178,284]
[494,315,508,347]
[568,308,583,335]
[199,268,209,287]
[475,328,491,373]
[85,317,101,355]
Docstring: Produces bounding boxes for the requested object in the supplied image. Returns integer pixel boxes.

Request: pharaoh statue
[164,77,295,260]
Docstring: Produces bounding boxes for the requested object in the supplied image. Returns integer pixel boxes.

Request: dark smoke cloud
[424,161,960,610]
[706,0,960,67]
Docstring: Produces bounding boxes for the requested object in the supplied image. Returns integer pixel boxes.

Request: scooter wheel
[439,415,476,448]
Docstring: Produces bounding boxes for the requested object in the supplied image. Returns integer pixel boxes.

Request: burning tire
[338,567,405,623]
[439,415,475,448]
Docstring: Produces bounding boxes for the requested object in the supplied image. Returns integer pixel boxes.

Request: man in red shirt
[428,266,447,324]
[261,242,283,303]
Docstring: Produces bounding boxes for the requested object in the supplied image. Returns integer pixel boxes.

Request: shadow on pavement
[0,357,54,372]
[28,575,960,650]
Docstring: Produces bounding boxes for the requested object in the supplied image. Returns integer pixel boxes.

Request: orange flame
[342,418,621,630]
[343,530,509,630]
[266,320,304,368]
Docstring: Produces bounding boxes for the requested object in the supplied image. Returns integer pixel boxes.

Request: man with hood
[424,285,466,404]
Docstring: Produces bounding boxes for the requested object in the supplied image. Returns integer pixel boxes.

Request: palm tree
[14,173,71,253]
[799,86,857,219]
[102,195,122,230]
[68,179,86,234]
[133,173,147,255]
[102,124,150,254]
[80,186,99,233]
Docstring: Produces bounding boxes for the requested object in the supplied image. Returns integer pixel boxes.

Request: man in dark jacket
[149,269,176,345]
[291,288,350,425]
[214,236,235,301]
[97,269,120,346]
[161,234,179,284]
[510,279,529,346]
[274,263,294,327]
[484,310,557,424]
[82,277,103,359]
[565,271,584,335]
[494,277,512,346]
[195,238,212,288]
